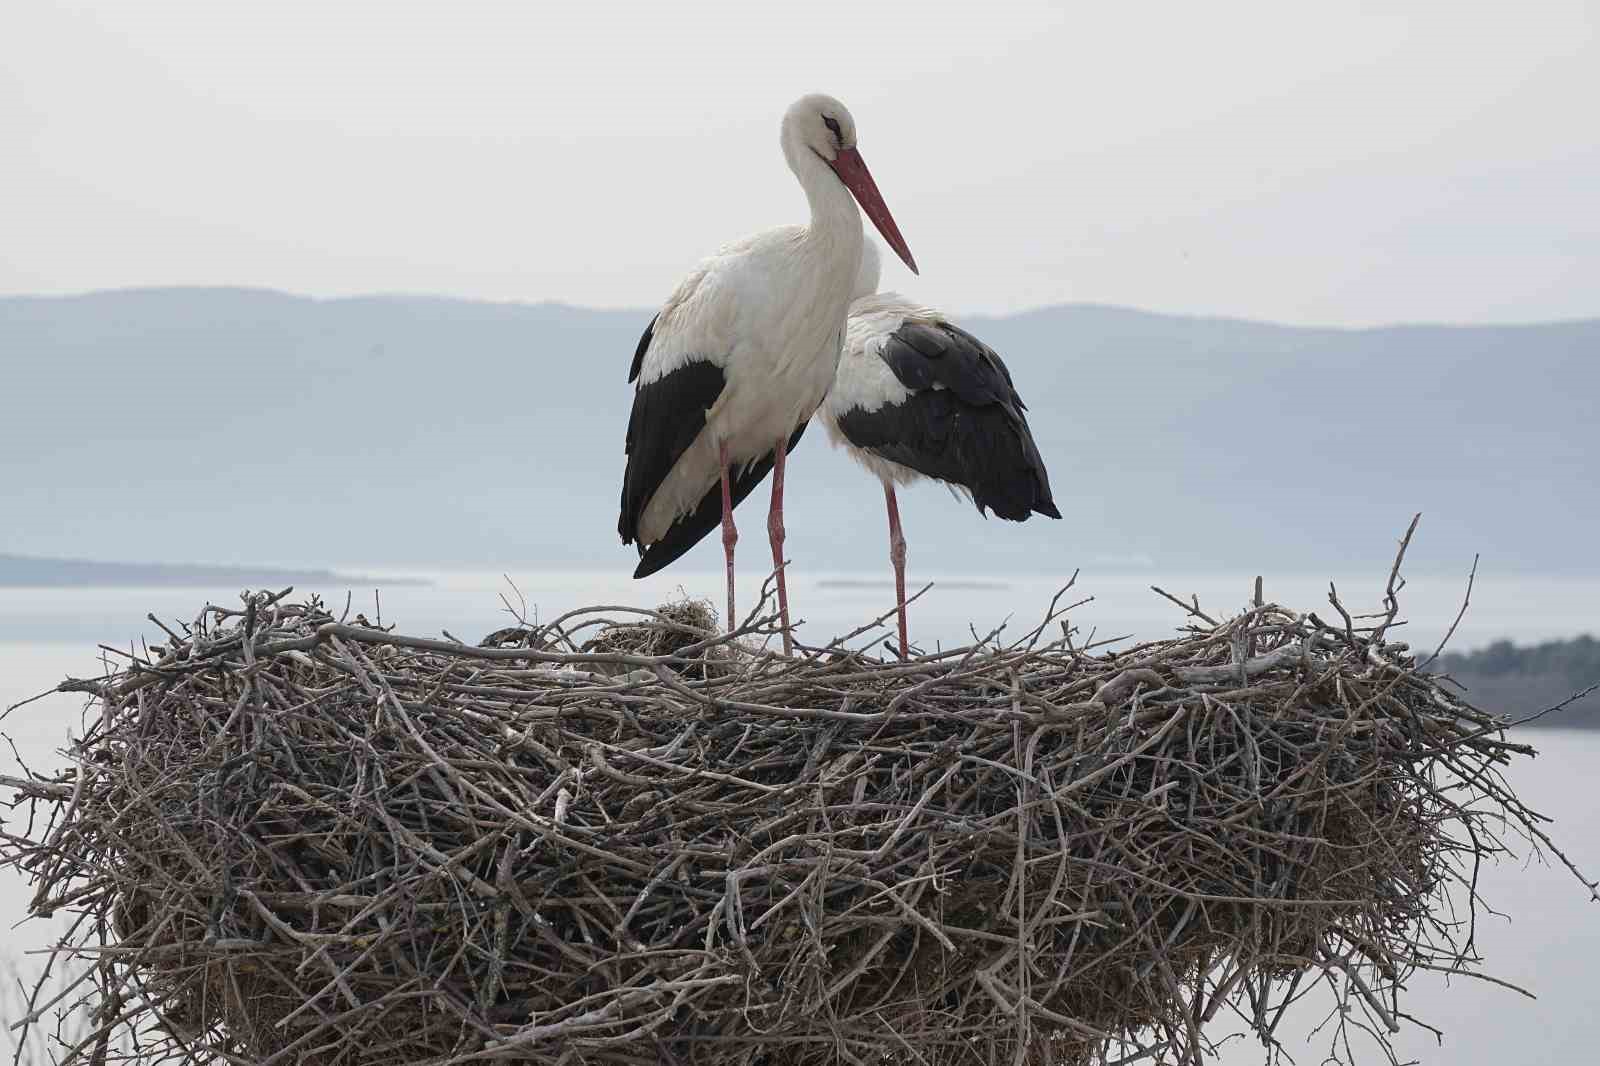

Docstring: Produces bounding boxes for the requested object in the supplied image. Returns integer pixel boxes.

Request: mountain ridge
[5,287,1595,578]
[10,284,1599,333]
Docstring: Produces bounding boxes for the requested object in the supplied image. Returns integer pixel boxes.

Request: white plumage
[633,227,859,545]
[618,94,918,653]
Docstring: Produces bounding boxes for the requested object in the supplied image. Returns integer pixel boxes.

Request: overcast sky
[3,1,1596,325]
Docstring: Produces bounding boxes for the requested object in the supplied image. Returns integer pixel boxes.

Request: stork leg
[884,482,909,660]
[718,441,738,634]
[767,438,794,656]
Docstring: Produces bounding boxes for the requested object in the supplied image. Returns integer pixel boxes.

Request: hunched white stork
[618,94,918,654]
[819,242,1061,658]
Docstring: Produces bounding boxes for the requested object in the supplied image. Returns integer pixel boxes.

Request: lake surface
[3,566,1595,654]
[3,574,1597,1062]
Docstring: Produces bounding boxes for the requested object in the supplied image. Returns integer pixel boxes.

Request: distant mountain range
[4,287,1596,578]
[0,552,416,588]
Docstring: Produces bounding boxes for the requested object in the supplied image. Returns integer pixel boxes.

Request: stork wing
[878,320,1024,409]
[617,351,726,551]
[843,317,1060,522]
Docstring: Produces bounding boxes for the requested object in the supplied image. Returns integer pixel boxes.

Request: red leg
[768,438,794,655]
[719,441,737,633]
[884,482,908,660]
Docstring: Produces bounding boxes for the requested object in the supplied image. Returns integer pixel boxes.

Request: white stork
[819,242,1061,659]
[618,94,918,654]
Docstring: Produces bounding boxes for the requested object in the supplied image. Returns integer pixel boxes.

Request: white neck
[782,135,863,262]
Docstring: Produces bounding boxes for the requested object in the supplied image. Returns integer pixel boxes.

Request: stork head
[783,94,918,276]
[785,93,860,163]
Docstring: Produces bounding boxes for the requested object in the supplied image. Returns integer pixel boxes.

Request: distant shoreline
[0,553,428,589]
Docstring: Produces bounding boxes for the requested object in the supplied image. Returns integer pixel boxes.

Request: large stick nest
[0,574,1588,1066]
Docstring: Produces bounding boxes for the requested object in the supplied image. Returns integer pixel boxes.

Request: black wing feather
[633,422,808,579]
[842,319,1059,522]
[618,359,726,548]
[879,321,1021,407]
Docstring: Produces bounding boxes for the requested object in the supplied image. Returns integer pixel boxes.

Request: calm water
[3,574,1598,1061]
[3,566,1595,653]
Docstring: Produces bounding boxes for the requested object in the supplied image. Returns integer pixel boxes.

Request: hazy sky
[3,1,1596,324]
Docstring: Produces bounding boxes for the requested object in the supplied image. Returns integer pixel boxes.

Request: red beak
[829,147,918,276]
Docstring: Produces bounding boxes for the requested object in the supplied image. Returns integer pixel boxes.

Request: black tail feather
[632,423,808,579]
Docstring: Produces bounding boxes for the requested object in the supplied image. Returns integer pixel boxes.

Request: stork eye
[823,116,842,138]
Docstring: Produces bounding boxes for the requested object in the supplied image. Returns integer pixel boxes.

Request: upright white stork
[618,94,918,654]
[819,242,1061,659]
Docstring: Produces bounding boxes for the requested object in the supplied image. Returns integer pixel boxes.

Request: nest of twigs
[0,567,1589,1066]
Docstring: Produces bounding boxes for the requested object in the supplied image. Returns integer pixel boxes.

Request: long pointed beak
[829,147,918,276]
